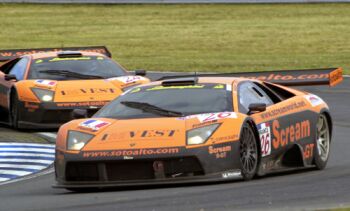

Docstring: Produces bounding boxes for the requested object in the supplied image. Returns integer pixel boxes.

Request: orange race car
[53,68,342,190]
[0,46,150,129]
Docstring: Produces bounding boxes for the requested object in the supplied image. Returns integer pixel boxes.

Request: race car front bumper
[54,142,243,188]
[17,101,103,129]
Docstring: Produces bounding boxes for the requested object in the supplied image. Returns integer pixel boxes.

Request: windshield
[95,83,233,119]
[27,56,127,80]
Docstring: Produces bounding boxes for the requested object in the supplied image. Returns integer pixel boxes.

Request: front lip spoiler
[18,121,62,129]
[53,170,242,189]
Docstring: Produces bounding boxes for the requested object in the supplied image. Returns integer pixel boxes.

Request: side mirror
[248,103,266,114]
[134,69,146,76]
[72,109,88,119]
[4,74,17,81]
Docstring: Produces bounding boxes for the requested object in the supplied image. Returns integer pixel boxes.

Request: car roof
[26,51,106,60]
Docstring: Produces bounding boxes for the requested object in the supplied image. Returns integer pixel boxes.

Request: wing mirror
[72,109,88,119]
[4,74,17,81]
[134,69,146,76]
[248,103,266,114]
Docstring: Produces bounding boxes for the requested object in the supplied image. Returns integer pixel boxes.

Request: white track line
[0,170,32,176]
[0,152,54,157]
[0,148,55,153]
[0,143,55,147]
[0,178,9,182]
[0,159,53,164]
[0,164,47,170]
[0,166,54,186]
[36,132,57,139]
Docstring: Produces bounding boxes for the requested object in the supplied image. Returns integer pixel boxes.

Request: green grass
[0,3,349,74]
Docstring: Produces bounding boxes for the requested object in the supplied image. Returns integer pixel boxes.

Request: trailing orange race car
[53,67,342,190]
[0,46,150,129]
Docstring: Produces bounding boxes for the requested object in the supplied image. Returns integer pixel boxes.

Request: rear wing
[0,46,111,62]
[158,68,343,87]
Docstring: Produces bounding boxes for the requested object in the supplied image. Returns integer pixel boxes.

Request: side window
[254,82,282,103]
[238,81,274,114]
[0,58,21,74]
[8,57,29,80]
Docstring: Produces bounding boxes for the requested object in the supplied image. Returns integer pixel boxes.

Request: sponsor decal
[238,72,330,82]
[258,122,271,157]
[108,76,143,84]
[222,170,241,179]
[147,85,205,91]
[123,156,134,160]
[262,159,281,171]
[179,112,237,123]
[129,130,176,138]
[304,94,324,107]
[35,80,56,87]
[48,57,91,62]
[56,101,109,108]
[260,101,307,119]
[303,143,315,159]
[60,88,116,95]
[192,120,218,128]
[82,147,180,158]
[208,145,232,159]
[213,84,225,89]
[79,119,110,131]
[210,135,238,143]
[24,102,39,110]
[272,119,311,149]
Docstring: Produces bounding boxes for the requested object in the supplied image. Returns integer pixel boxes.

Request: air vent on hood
[57,51,83,58]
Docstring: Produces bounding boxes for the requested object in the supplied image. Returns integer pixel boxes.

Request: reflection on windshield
[95,84,233,119]
[28,56,127,80]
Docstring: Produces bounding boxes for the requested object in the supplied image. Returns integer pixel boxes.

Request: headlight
[67,131,94,151]
[32,88,54,102]
[187,124,220,145]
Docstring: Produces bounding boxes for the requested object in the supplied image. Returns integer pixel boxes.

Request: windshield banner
[0,46,111,61]
[158,68,343,87]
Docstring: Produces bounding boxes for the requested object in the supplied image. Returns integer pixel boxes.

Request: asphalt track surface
[0,76,349,211]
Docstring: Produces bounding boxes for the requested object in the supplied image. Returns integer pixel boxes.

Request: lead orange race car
[0,46,150,129]
[53,67,342,190]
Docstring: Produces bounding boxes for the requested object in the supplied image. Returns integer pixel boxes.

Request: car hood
[15,76,149,103]
[59,112,244,152]
[53,80,122,102]
[80,117,187,151]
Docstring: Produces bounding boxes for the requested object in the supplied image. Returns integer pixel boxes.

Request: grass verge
[0,3,349,74]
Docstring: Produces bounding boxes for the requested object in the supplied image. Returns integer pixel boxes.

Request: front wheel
[239,122,259,180]
[314,114,331,170]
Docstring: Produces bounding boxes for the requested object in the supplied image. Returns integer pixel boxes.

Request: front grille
[65,157,204,182]
[66,163,99,181]
[41,109,97,123]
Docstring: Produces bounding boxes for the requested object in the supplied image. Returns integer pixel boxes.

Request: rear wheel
[10,91,20,129]
[239,122,259,180]
[314,114,331,170]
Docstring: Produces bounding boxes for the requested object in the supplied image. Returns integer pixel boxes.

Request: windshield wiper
[120,101,184,117]
[39,70,104,79]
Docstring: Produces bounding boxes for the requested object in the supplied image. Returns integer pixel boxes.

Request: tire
[314,113,331,170]
[239,122,259,180]
[10,91,20,129]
